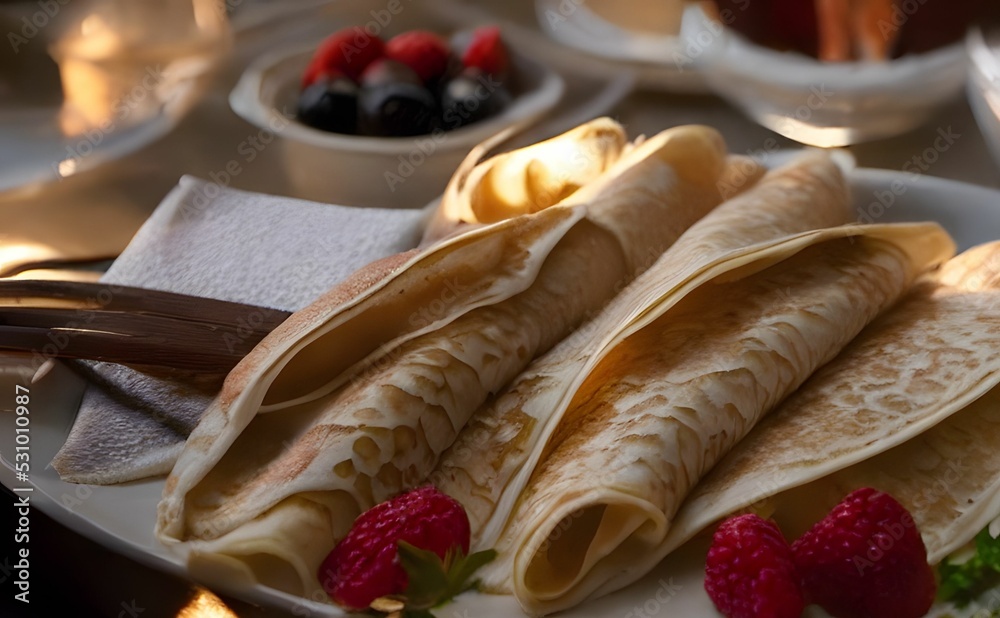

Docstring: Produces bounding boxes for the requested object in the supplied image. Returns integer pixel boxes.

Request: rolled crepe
[667,241,1000,564]
[423,117,628,243]
[435,151,855,552]
[156,122,740,597]
[471,220,952,615]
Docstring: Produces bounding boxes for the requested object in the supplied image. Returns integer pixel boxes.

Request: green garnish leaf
[938,525,1000,607]
[394,541,498,617]
[397,542,450,610]
[446,548,498,599]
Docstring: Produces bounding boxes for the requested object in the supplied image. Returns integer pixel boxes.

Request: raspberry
[302,26,385,87]
[318,485,470,610]
[705,514,805,618]
[461,26,508,77]
[791,487,936,618]
[385,30,451,83]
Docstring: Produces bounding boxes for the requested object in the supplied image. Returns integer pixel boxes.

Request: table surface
[2,1,1000,617]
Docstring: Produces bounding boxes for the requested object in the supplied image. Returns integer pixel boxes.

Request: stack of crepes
[154,117,1000,616]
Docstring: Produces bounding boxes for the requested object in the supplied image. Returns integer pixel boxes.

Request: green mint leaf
[938,526,1000,607]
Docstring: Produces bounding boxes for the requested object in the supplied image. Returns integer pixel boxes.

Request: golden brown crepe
[422,117,628,243]
[462,217,951,615]
[155,121,741,597]
[434,150,860,553]
[666,241,1000,564]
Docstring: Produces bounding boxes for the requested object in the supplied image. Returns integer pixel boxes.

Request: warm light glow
[80,14,105,37]
[756,113,858,148]
[192,0,228,36]
[54,8,132,135]
[986,89,1000,123]
[0,241,60,278]
[57,158,78,177]
[68,14,122,59]
[175,588,238,618]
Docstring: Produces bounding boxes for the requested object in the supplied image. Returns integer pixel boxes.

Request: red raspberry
[791,487,936,618]
[461,26,508,77]
[318,485,471,610]
[302,26,385,87]
[385,30,451,83]
[705,514,805,618]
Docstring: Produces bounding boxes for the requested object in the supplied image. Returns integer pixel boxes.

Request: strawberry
[302,26,385,88]
[385,30,451,84]
[705,514,806,618]
[461,26,508,78]
[319,485,495,613]
[791,487,936,618]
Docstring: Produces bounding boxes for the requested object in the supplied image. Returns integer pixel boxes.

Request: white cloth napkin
[51,176,427,484]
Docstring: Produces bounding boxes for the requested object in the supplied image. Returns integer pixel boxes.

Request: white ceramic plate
[2,168,1000,617]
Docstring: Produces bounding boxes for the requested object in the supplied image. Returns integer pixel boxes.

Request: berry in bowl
[230,24,563,209]
[700,0,993,147]
[298,26,512,137]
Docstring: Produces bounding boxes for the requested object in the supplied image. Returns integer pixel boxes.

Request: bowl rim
[230,40,566,156]
[708,29,966,92]
[968,24,1000,81]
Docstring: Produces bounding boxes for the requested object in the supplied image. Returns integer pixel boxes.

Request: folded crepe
[434,151,856,551]
[156,121,742,596]
[481,223,951,615]
[665,240,1000,565]
[431,147,953,613]
[45,118,628,488]
[423,116,629,242]
[48,179,429,486]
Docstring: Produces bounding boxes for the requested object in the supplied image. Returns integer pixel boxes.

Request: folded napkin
[51,176,427,484]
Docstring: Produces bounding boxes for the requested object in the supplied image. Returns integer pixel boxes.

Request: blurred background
[2,0,1000,616]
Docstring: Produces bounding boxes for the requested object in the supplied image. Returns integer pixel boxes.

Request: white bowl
[230,41,564,209]
[702,27,967,147]
[967,25,1000,170]
[533,0,712,93]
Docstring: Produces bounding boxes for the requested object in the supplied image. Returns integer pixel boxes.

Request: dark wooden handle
[0,280,292,373]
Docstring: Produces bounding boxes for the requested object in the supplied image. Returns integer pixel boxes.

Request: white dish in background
[229,2,564,210]
[2,169,1000,617]
[967,25,1000,172]
[0,0,228,196]
[702,28,967,147]
[534,0,712,93]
